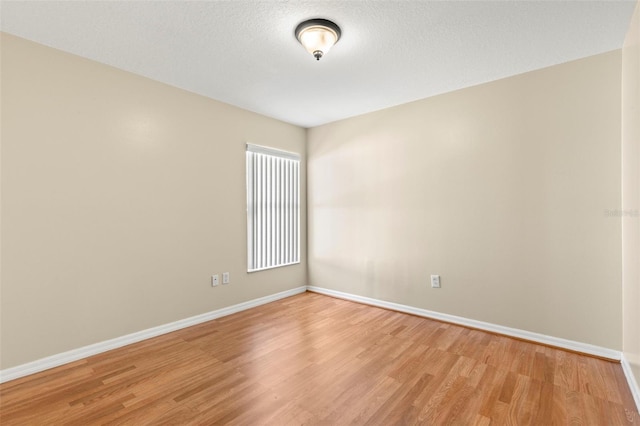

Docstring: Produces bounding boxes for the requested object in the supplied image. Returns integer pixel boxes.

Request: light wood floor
[1,292,638,425]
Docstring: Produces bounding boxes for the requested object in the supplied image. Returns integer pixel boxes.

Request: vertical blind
[246,144,300,272]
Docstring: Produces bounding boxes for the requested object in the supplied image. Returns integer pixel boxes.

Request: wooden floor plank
[1,292,638,425]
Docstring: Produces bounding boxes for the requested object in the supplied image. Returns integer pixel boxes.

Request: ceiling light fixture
[295,19,341,61]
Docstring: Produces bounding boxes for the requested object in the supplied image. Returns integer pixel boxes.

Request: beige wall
[623,1,640,386]
[308,51,622,349]
[0,25,631,371]
[0,33,306,369]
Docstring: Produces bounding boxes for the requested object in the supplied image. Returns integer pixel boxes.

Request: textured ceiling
[0,1,636,128]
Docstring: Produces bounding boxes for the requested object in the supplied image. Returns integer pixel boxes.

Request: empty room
[1,0,640,424]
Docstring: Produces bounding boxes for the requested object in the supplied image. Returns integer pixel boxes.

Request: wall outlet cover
[430,275,441,288]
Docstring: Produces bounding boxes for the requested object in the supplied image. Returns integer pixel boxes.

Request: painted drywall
[623,0,640,387]
[0,33,306,369]
[307,51,622,350]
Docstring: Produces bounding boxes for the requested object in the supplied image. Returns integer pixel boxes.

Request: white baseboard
[306,286,622,361]
[1,284,628,390]
[0,286,307,384]
[621,354,640,412]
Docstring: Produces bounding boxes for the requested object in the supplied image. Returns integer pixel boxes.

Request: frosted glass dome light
[295,19,341,61]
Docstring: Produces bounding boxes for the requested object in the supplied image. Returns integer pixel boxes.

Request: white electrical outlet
[211,274,219,287]
[222,272,230,284]
[430,275,441,288]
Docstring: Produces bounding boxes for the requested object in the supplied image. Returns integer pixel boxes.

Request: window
[246,144,300,272]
